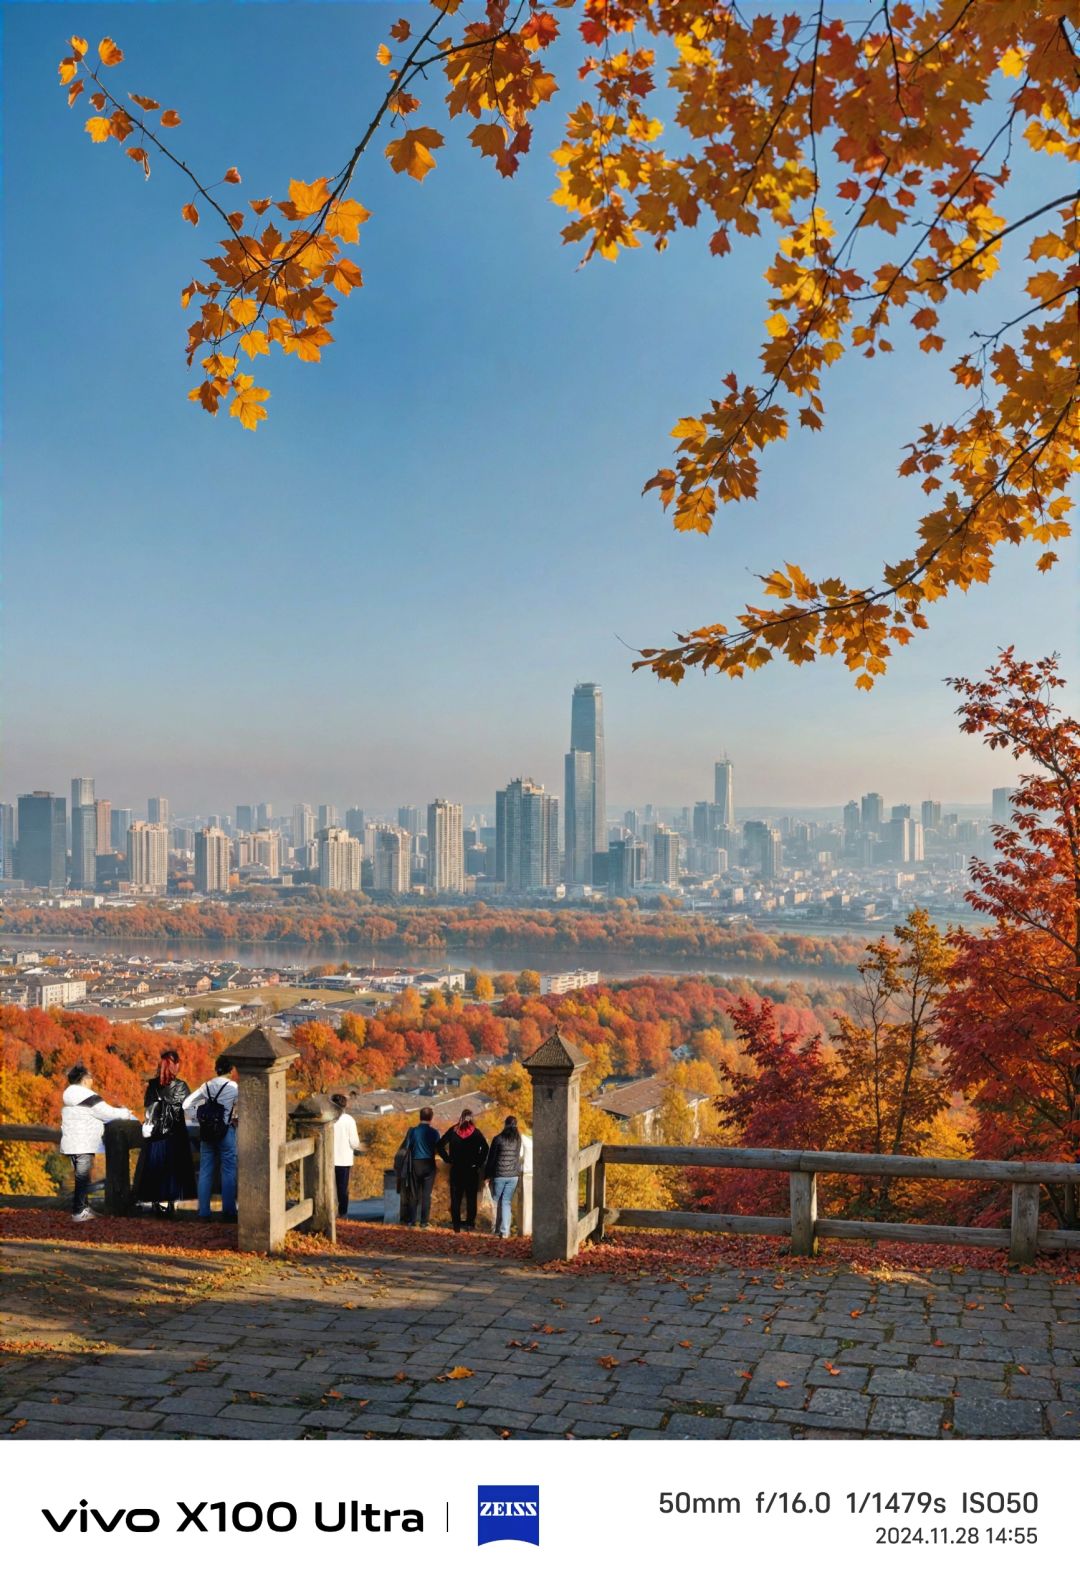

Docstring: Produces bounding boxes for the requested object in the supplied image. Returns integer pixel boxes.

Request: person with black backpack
[183,1057,238,1222]
[132,1049,197,1218]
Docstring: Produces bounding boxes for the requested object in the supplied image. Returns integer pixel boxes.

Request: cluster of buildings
[3,684,1009,922]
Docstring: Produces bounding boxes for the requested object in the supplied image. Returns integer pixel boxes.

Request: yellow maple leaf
[239,329,270,358]
[446,1365,474,1379]
[58,57,79,85]
[376,43,392,66]
[98,37,124,66]
[229,374,270,431]
[288,176,331,217]
[84,116,111,143]
[324,198,371,244]
[385,127,444,182]
[998,45,1026,77]
[765,311,789,337]
[70,36,88,59]
[230,298,258,326]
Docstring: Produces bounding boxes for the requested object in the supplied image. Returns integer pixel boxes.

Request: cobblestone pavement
[2,1243,1078,1440]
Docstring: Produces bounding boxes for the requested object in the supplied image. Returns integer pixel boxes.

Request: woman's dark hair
[457,1109,474,1129]
[158,1050,181,1087]
[331,1093,348,1111]
[67,1064,89,1085]
[215,1058,234,1077]
[501,1115,521,1144]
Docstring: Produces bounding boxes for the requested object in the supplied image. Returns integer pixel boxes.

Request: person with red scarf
[436,1109,489,1232]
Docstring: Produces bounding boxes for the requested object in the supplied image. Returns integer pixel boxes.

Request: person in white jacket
[60,1065,136,1222]
[330,1094,360,1218]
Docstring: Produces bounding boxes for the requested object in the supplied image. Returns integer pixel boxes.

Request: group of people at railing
[59,1050,238,1223]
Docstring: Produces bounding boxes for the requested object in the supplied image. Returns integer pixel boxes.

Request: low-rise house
[589,1077,711,1142]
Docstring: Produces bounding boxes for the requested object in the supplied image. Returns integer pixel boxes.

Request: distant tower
[565,683,605,882]
[147,796,170,827]
[427,800,464,894]
[713,758,735,828]
[195,827,231,894]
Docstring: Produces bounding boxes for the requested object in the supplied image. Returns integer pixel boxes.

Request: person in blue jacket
[400,1106,440,1227]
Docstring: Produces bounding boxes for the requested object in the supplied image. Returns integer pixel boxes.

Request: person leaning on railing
[60,1065,137,1223]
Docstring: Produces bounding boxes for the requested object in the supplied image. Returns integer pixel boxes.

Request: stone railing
[522,1032,1080,1266]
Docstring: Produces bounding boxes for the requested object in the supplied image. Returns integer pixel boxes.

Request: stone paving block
[866,1369,955,1399]
[952,1397,1044,1437]
[803,1388,870,1428]
[663,1414,733,1439]
[1046,1402,1080,1438]
[869,1396,944,1437]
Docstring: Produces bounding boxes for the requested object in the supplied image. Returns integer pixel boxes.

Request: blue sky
[4,3,1076,817]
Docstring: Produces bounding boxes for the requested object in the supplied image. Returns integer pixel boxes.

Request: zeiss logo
[477,1486,540,1546]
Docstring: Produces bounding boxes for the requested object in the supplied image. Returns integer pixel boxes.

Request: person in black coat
[436,1109,489,1232]
[132,1049,197,1217]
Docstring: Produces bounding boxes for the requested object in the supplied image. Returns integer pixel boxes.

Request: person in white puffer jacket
[60,1065,136,1222]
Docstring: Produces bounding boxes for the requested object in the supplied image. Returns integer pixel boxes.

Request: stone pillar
[292,1094,337,1243]
[219,1026,298,1254]
[523,1031,587,1263]
[513,1172,533,1238]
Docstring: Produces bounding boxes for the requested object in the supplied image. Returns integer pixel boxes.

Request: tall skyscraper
[111,808,133,852]
[235,804,255,833]
[843,800,860,842]
[743,819,783,879]
[147,796,170,827]
[94,799,112,857]
[563,749,595,884]
[16,793,67,888]
[496,778,559,893]
[318,827,362,891]
[71,777,95,812]
[318,804,338,831]
[921,799,942,832]
[127,821,169,892]
[992,787,1014,825]
[0,803,15,879]
[251,830,280,876]
[293,803,315,850]
[608,836,648,893]
[398,805,424,838]
[565,683,605,882]
[71,804,98,888]
[345,807,365,839]
[195,827,231,894]
[256,801,273,829]
[427,800,464,894]
[713,758,735,827]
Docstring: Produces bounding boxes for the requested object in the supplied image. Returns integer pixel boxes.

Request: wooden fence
[523,1031,1080,1266]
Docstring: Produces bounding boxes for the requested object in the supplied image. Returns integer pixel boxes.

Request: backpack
[196,1082,233,1145]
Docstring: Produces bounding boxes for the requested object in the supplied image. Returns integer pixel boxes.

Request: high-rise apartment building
[293,803,315,850]
[71,804,98,888]
[564,749,595,885]
[95,799,112,857]
[371,825,410,893]
[235,804,255,833]
[860,792,885,831]
[992,787,1014,825]
[0,803,14,879]
[147,796,170,827]
[111,808,133,852]
[427,800,464,894]
[127,821,169,892]
[652,825,681,886]
[318,827,362,891]
[921,799,942,832]
[345,807,365,839]
[256,802,273,829]
[318,804,338,831]
[608,836,648,894]
[251,830,280,877]
[565,683,605,883]
[398,806,424,839]
[16,793,67,888]
[714,758,735,828]
[195,827,231,894]
[496,778,559,893]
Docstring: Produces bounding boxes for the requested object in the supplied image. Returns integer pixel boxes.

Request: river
[1,932,862,989]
